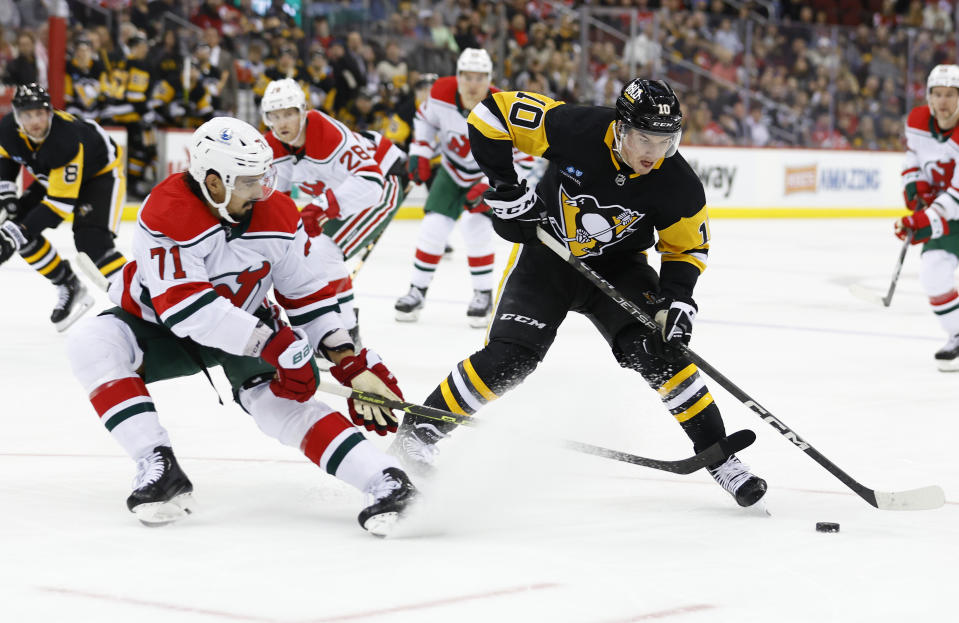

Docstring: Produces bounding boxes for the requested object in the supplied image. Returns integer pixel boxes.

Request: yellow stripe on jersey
[462,358,497,402]
[657,363,698,397]
[486,242,522,345]
[0,143,8,158]
[673,393,715,423]
[440,379,468,415]
[384,114,410,146]
[471,91,565,157]
[656,207,710,273]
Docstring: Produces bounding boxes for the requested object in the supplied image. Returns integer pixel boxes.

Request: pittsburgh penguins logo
[552,187,642,257]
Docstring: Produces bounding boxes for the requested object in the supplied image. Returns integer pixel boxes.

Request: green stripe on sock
[325,432,364,475]
[104,402,156,432]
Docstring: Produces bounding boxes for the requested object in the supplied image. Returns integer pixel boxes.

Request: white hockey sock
[461,211,495,291]
[89,377,171,460]
[410,212,456,289]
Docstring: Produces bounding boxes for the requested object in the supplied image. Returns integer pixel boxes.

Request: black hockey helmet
[615,78,683,156]
[12,83,51,113]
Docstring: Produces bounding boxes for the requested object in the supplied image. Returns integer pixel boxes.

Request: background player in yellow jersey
[0,84,127,331]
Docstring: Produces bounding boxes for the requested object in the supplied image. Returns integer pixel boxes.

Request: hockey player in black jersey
[0,83,127,331]
[389,79,767,508]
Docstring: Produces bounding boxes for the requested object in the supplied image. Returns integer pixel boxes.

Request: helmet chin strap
[199,182,239,223]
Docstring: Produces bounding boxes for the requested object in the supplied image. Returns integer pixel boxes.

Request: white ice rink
[0,216,955,623]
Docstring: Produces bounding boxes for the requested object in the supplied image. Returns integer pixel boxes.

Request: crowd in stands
[0,0,956,155]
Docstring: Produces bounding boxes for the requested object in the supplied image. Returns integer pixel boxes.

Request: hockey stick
[848,230,912,307]
[317,382,756,475]
[536,226,945,510]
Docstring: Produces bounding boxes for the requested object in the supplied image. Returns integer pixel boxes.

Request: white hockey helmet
[927,64,959,93]
[261,78,307,127]
[456,48,492,77]
[189,117,276,222]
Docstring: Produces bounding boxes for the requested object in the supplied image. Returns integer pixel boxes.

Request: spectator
[2,30,39,86]
[744,107,770,146]
[376,41,407,92]
[453,14,480,52]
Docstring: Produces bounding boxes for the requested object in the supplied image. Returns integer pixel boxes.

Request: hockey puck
[815,522,840,533]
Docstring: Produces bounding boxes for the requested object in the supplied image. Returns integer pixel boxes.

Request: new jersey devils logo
[925,159,956,192]
[214,262,271,308]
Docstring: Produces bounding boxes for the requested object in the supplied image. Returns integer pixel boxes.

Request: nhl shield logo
[614,173,626,186]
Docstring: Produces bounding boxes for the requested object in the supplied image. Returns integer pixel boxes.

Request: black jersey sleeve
[653,165,709,300]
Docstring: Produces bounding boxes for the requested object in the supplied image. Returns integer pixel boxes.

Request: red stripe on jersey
[415,248,443,265]
[300,411,355,465]
[275,287,334,309]
[90,377,151,417]
[903,167,920,175]
[467,254,495,267]
[373,136,392,163]
[342,186,399,256]
[333,207,371,244]
[906,106,933,132]
[120,261,143,317]
[930,289,959,305]
[151,282,214,316]
[355,164,384,177]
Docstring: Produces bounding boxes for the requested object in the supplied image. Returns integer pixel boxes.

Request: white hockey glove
[484,179,540,220]
[329,348,403,436]
[0,180,18,224]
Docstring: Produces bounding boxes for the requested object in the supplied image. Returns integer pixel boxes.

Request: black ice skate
[466,289,493,328]
[935,335,959,372]
[51,270,94,332]
[126,446,195,527]
[708,455,767,507]
[387,422,445,477]
[395,285,426,322]
[358,467,418,536]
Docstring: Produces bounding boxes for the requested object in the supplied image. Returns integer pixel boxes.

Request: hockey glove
[0,220,27,265]
[329,348,403,436]
[903,180,936,212]
[643,295,697,362]
[0,180,17,224]
[484,179,540,220]
[300,189,341,237]
[260,326,319,402]
[464,182,491,213]
[408,155,432,185]
[895,205,949,245]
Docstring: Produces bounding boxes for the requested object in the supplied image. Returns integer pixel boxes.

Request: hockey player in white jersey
[261,78,406,347]
[896,64,959,371]
[66,117,416,534]
[394,48,534,328]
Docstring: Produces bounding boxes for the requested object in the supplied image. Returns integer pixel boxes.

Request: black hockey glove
[484,179,540,220]
[0,180,17,223]
[642,295,697,362]
[0,220,27,265]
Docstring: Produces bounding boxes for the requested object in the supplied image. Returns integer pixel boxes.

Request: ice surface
[0,217,954,622]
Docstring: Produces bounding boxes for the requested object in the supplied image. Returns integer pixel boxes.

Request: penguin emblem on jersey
[553,187,642,257]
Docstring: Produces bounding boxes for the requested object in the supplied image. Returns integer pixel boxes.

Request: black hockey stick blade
[536,226,945,510]
[317,382,750,475]
[562,429,755,475]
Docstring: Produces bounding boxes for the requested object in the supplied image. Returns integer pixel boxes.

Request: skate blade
[132,492,196,527]
[362,511,400,537]
[467,314,490,329]
[54,292,95,332]
[395,309,422,322]
[744,496,772,517]
[936,358,959,372]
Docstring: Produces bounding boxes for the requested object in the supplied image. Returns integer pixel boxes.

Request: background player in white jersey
[895,64,959,371]
[389,80,767,509]
[261,78,406,347]
[65,118,416,535]
[394,48,534,328]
